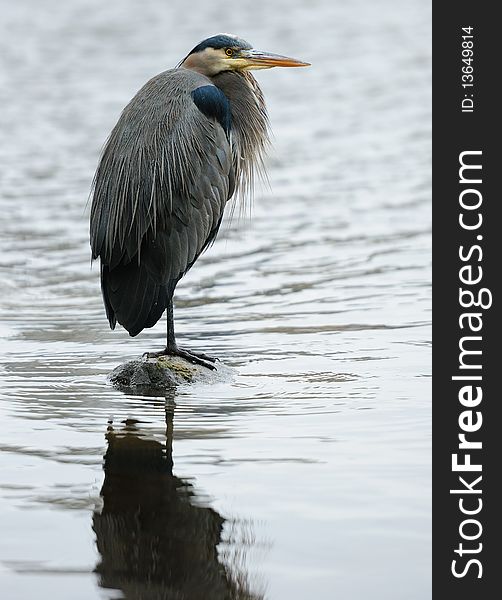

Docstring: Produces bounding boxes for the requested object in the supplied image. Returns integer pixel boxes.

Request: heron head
[181,34,310,77]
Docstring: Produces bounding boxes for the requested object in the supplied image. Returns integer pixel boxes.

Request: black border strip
[434,3,499,596]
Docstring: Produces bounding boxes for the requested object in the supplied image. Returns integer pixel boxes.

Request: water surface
[0,1,431,598]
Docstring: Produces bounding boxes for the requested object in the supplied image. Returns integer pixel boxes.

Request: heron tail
[100,261,169,337]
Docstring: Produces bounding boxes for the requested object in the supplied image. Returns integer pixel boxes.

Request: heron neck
[211,71,270,196]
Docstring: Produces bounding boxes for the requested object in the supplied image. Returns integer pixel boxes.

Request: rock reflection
[92,403,263,600]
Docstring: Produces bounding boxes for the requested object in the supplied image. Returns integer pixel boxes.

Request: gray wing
[90,69,235,336]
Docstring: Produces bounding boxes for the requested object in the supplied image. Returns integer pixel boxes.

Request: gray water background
[0,0,431,598]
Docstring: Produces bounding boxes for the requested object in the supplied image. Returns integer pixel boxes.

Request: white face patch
[182,47,234,76]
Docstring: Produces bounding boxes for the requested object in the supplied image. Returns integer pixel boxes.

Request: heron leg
[144,300,218,370]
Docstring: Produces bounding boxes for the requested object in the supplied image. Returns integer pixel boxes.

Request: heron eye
[225,48,233,57]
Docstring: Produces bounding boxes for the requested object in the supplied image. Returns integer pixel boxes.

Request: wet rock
[109,355,233,395]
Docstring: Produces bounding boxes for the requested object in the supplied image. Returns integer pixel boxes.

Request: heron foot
[144,346,218,371]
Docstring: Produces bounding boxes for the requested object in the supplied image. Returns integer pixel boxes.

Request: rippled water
[0,0,431,598]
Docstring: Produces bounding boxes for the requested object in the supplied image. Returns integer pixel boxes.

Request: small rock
[108,355,233,395]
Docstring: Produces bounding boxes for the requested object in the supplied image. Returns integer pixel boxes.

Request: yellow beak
[240,49,310,69]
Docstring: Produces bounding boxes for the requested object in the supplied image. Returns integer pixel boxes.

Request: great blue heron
[90,34,309,369]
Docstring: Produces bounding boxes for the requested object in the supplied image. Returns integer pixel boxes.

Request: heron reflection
[92,404,262,599]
